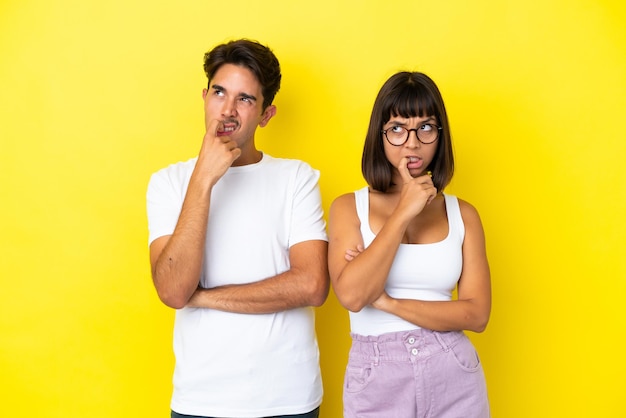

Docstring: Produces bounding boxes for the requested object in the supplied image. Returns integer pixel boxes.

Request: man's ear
[259,105,277,127]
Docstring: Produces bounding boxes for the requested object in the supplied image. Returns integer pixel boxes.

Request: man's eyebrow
[238,92,257,102]
[211,84,257,102]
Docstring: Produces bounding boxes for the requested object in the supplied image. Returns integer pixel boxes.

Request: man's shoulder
[147,158,197,195]
[154,156,197,173]
[151,157,197,179]
[263,154,317,174]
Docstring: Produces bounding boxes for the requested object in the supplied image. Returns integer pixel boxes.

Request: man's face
[202,63,275,151]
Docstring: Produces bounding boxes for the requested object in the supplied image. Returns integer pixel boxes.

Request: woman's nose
[405,129,421,147]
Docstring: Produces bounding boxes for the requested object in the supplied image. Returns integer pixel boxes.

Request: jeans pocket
[449,335,482,372]
[344,362,375,393]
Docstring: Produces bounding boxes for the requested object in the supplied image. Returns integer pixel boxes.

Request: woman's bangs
[387,85,437,120]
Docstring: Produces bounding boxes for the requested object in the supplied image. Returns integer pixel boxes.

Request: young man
[147,39,329,418]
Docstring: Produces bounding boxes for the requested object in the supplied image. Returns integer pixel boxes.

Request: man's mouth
[217,120,239,135]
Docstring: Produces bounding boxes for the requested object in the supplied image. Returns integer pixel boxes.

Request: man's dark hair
[203,39,281,111]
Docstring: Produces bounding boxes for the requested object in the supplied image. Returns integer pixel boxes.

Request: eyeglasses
[381,123,442,146]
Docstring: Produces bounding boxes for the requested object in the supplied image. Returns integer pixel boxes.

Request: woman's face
[382,114,439,180]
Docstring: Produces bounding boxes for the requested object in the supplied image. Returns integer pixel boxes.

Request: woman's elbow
[334,291,368,313]
[345,302,366,313]
[469,311,490,333]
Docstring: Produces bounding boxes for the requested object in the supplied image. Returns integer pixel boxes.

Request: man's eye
[213,90,224,96]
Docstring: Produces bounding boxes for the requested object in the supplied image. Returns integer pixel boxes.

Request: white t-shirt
[146,153,327,417]
[349,187,464,336]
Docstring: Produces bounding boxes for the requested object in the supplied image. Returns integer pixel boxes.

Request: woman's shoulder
[453,196,484,228]
[331,191,357,210]
[332,186,369,205]
[455,196,479,213]
[331,188,371,223]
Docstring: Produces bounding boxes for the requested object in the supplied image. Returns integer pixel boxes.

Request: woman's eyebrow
[387,116,436,125]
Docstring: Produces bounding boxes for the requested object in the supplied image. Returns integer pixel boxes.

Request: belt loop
[434,331,450,352]
[373,341,380,366]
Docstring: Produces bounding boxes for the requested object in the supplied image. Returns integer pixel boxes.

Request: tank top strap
[443,194,465,242]
[354,187,369,222]
[354,187,376,246]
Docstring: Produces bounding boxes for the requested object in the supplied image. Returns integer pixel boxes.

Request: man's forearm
[186,272,326,314]
[186,240,329,313]
[151,181,212,309]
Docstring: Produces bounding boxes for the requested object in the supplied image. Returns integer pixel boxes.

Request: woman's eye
[420,124,433,132]
[390,126,404,133]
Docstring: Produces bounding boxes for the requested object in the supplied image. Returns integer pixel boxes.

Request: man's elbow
[306,273,330,307]
[155,286,189,310]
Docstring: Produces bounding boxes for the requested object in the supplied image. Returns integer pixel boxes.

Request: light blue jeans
[344,329,490,418]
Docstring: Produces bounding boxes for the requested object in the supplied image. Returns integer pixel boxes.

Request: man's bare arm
[186,240,329,313]
[150,120,241,309]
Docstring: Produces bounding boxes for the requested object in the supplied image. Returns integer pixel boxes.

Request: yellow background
[1,0,625,416]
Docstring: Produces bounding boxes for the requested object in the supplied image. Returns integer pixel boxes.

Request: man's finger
[205,119,223,137]
[231,147,242,161]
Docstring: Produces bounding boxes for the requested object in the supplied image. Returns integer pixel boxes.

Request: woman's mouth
[406,156,423,169]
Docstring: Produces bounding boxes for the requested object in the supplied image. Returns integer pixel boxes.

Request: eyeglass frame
[381,123,443,146]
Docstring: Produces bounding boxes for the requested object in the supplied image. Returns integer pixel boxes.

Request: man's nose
[221,99,237,117]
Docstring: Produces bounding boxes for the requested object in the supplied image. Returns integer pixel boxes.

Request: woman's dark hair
[362,72,454,192]
[203,39,281,111]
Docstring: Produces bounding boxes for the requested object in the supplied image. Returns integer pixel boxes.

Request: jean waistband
[349,329,466,362]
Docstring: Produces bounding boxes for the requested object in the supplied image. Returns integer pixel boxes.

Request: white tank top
[349,187,465,335]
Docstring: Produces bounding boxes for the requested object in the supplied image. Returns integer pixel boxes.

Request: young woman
[328,72,491,417]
